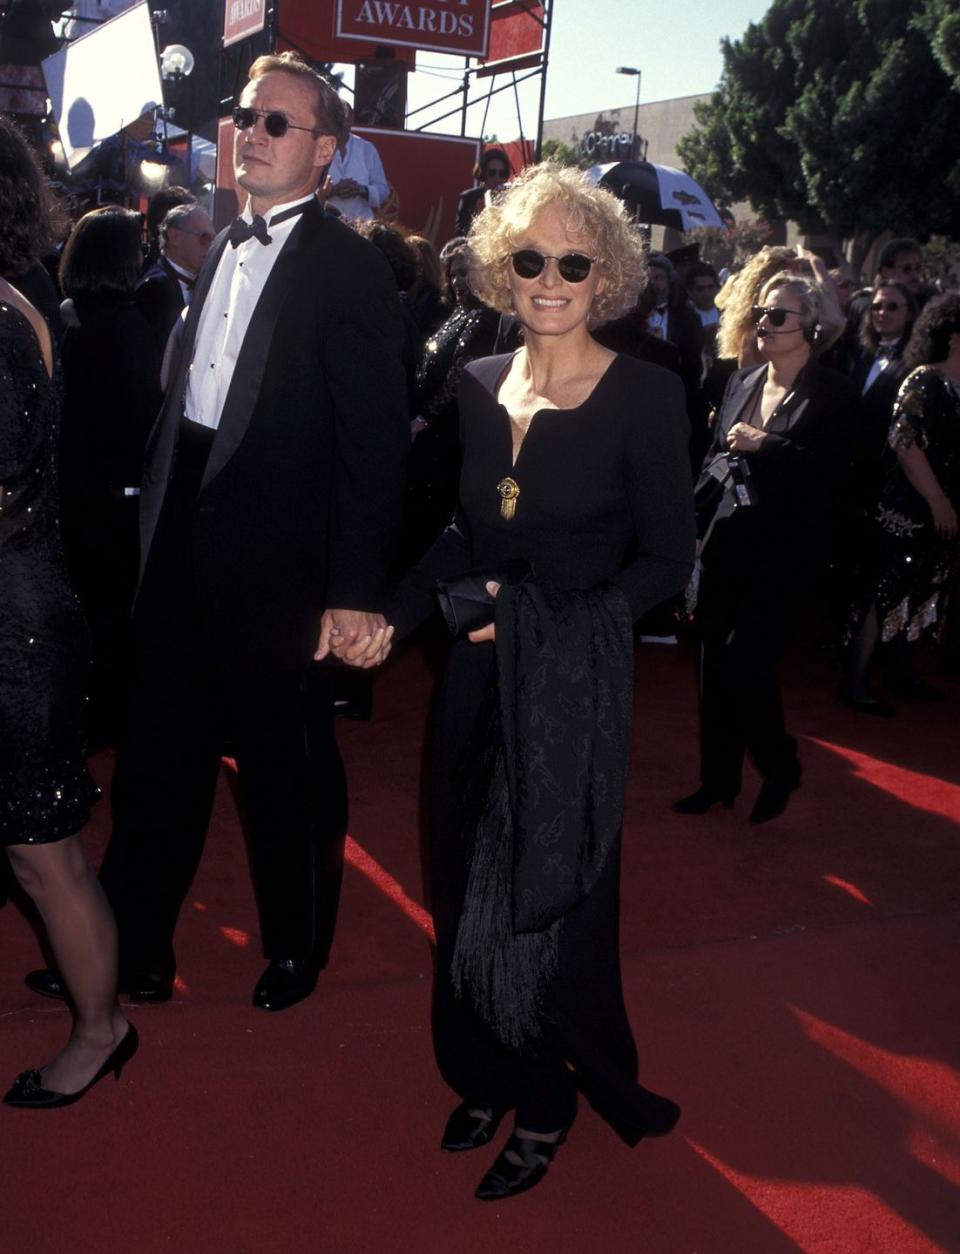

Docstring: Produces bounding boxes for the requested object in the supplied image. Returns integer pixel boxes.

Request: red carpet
[2,638,959,1253]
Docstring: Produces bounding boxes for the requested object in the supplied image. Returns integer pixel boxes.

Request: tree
[540,138,590,169]
[676,0,960,264]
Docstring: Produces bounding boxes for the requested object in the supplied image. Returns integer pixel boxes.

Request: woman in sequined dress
[0,117,137,1108]
[842,293,960,712]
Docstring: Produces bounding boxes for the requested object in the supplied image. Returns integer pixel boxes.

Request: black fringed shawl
[451,580,635,1051]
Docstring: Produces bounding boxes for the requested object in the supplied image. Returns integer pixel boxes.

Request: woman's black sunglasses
[510,249,595,283]
[232,106,318,139]
[871,301,903,313]
[750,304,802,327]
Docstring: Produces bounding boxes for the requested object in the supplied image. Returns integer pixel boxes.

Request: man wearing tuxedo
[135,203,215,355]
[29,53,408,1013]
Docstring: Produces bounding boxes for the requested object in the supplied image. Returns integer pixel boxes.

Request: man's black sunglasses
[750,304,803,327]
[233,106,318,139]
[510,249,595,283]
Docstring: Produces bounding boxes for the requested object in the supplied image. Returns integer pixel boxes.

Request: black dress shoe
[837,685,896,717]
[673,788,735,815]
[441,1103,507,1152]
[475,1128,570,1201]
[252,959,320,1012]
[24,968,173,1004]
[3,1023,139,1109]
[750,764,802,825]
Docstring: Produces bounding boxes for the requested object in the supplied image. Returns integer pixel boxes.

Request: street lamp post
[615,66,641,161]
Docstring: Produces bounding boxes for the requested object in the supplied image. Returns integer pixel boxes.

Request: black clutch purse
[435,559,534,637]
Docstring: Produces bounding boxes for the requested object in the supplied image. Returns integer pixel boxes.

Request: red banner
[335,0,491,58]
[476,0,543,77]
[278,0,417,65]
[223,0,267,48]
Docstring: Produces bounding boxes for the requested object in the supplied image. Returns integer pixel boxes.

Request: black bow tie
[227,202,311,249]
[228,214,271,248]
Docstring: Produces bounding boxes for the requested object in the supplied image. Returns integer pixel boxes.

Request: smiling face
[234,71,337,216]
[506,202,604,340]
[870,284,910,342]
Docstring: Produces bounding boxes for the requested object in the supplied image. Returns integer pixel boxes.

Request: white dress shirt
[185,195,313,431]
[325,133,389,222]
[863,339,900,395]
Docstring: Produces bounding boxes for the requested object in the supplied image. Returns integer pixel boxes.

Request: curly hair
[859,281,916,354]
[59,207,143,300]
[466,162,647,328]
[903,292,960,370]
[0,116,54,277]
[715,246,797,360]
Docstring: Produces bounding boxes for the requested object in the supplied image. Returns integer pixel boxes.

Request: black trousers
[98,439,347,978]
[696,536,804,797]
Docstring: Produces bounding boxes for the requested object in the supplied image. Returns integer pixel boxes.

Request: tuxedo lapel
[200,207,318,491]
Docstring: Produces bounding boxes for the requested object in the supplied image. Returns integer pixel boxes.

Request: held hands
[929,494,959,539]
[467,582,501,644]
[726,422,767,453]
[315,609,394,668]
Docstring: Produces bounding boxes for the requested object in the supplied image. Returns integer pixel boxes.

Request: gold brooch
[497,477,520,520]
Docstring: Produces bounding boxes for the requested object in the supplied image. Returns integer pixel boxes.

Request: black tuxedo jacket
[140,200,409,672]
[135,257,186,355]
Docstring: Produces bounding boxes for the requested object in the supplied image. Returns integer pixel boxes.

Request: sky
[335,0,771,142]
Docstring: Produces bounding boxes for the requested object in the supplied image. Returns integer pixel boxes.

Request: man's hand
[315,609,393,668]
[467,582,501,644]
[726,422,766,452]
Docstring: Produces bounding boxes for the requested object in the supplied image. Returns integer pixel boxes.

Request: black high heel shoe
[673,788,735,815]
[475,1126,571,1201]
[441,1102,507,1152]
[3,1023,139,1109]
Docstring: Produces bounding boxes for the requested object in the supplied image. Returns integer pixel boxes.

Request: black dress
[0,301,97,845]
[847,365,960,644]
[394,352,696,1140]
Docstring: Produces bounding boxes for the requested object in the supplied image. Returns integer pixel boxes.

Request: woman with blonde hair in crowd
[389,161,695,1199]
[716,245,844,367]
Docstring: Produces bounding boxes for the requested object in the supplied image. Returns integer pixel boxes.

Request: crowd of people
[1,48,958,1204]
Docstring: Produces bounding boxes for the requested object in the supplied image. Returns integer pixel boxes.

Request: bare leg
[6,836,129,1094]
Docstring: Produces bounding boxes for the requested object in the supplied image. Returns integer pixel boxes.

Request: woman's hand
[726,422,766,452]
[467,582,501,643]
[929,494,959,539]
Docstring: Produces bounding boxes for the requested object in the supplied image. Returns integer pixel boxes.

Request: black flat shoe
[441,1103,507,1152]
[24,968,173,1004]
[3,1024,139,1109]
[252,959,321,1012]
[673,788,735,815]
[475,1128,570,1201]
[750,766,802,825]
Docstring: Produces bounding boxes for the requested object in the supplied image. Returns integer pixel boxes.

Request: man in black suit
[30,53,408,1013]
[135,203,214,355]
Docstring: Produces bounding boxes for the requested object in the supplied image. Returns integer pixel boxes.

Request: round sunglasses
[232,106,319,139]
[511,249,595,283]
[750,304,803,327]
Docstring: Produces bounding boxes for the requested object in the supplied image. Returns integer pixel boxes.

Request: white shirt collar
[241,192,317,225]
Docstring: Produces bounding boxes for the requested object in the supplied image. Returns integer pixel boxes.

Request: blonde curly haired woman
[390,162,695,1200]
